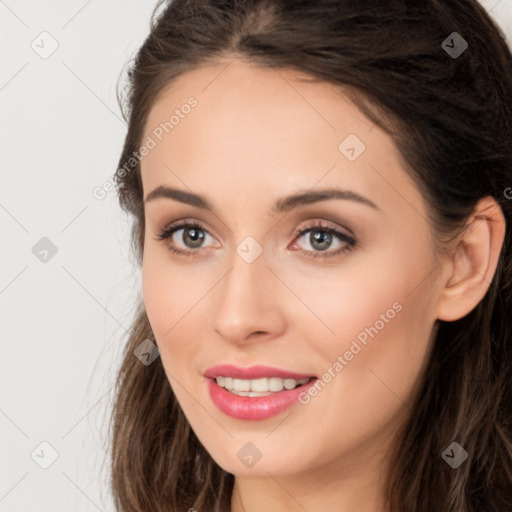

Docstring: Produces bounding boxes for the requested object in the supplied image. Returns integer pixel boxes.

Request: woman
[109,1,512,510]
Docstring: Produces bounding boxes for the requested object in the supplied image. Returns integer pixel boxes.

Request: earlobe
[436,196,506,322]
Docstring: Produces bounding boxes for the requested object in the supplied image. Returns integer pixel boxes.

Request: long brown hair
[108,1,512,510]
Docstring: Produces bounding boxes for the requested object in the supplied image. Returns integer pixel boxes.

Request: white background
[1,1,511,510]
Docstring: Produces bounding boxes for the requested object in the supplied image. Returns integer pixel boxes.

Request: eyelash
[154,220,357,260]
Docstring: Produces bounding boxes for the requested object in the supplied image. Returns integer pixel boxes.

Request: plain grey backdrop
[1,1,511,510]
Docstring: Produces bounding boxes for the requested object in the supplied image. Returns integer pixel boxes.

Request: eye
[153,220,216,257]
[290,220,357,260]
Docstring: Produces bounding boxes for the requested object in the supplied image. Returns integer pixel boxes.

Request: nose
[211,244,286,345]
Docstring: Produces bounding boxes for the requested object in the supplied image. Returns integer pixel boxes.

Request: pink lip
[206,377,318,420]
[204,365,318,420]
[204,364,316,380]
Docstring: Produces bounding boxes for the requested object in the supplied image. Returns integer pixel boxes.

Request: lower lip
[206,378,318,420]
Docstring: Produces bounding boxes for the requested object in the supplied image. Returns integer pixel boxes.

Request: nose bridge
[211,236,284,341]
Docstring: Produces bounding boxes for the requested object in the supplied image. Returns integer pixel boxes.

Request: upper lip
[204,364,316,380]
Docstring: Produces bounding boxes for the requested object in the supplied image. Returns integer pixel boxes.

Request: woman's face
[140,60,447,482]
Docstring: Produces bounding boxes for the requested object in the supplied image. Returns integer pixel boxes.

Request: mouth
[204,365,318,420]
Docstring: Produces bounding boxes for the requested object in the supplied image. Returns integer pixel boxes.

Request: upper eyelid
[293,220,354,238]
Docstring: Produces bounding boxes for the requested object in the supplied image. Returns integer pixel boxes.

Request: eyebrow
[144,185,380,213]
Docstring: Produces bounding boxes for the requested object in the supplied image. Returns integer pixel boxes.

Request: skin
[139,60,506,512]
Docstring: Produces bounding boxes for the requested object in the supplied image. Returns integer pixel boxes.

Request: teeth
[284,378,299,390]
[269,377,284,392]
[251,378,269,392]
[233,378,251,391]
[215,376,310,393]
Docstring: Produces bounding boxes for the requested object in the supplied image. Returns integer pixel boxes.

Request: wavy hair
[109,1,512,510]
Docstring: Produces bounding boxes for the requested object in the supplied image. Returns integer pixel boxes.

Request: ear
[436,196,506,322]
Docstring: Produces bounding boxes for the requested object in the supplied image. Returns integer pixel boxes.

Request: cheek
[142,249,188,359]
[141,247,210,379]
[285,257,436,464]
[142,244,194,331]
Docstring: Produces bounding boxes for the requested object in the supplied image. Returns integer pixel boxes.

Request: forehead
[140,60,423,218]
[142,60,371,157]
